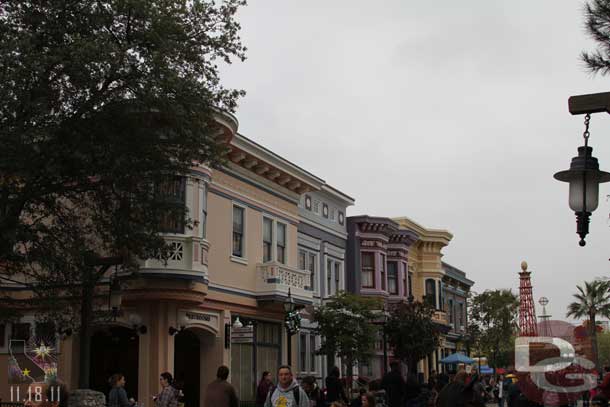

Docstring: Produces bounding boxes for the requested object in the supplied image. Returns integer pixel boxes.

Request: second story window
[200,183,208,239]
[425,279,437,308]
[157,176,186,234]
[276,223,286,264]
[380,254,386,291]
[232,205,245,258]
[327,259,332,295]
[387,262,398,295]
[448,299,454,325]
[263,218,273,262]
[361,252,375,288]
[308,253,317,292]
[334,262,341,293]
[408,272,413,297]
[402,264,407,296]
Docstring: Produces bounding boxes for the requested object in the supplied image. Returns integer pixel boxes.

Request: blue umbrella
[439,352,475,364]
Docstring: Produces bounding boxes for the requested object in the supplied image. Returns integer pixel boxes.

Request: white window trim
[198,181,208,239]
[262,216,289,265]
[324,257,344,298]
[231,202,247,263]
[297,330,320,375]
[298,248,319,295]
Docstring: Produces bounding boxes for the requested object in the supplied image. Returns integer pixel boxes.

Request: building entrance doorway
[90,326,139,400]
[174,329,200,407]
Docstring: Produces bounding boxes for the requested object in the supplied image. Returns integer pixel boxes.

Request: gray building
[296,184,354,379]
[441,261,474,361]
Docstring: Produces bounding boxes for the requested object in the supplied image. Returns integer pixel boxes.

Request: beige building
[0,115,354,405]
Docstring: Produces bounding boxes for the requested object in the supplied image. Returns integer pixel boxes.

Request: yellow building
[0,116,355,405]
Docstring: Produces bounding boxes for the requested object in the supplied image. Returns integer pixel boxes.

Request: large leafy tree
[385,300,439,374]
[468,289,519,368]
[313,292,381,383]
[0,0,246,387]
[566,280,610,372]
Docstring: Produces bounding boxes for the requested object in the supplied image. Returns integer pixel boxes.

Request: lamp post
[283,288,300,367]
[554,92,610,246]
[79,253,124,389]
[382,304,389,376]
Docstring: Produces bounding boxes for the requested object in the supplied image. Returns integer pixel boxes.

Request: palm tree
[566,280,610,372]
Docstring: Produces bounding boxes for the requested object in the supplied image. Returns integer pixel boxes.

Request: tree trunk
[591,313,600,373]
[78,267,94,389]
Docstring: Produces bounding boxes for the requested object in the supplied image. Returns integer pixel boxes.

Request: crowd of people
[72,362,610,407]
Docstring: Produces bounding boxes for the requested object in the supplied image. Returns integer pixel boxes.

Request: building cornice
[228,133,325,194]
[393,216,453,246]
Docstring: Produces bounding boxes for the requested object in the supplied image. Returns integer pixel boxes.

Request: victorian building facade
[0,116,355,406]
[440,262,474,362]
[295,186,354,380]
[345,215,475,381]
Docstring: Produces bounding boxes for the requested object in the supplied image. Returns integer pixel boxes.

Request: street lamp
[381,304,389,375]
[284,288,301,367]
[109,276,122,321]
[554,92,610,246]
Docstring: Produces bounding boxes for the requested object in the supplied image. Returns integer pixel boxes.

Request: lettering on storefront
[179,310,219,334]
[186,312,211,322]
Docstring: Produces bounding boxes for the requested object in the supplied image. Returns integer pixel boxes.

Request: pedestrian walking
[301,376,324,407]
[256,371,273,407]
[203,365,239,407]
[154,372,179,407]
[436,371,467,407]
[496,375,505,407]
[381,361,405,407]
[264,365,309,407]
[108,374,136,407]
[325,367,348,405]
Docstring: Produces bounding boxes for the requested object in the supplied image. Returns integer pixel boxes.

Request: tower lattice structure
[519,261,538,337]
[538,297,553,337]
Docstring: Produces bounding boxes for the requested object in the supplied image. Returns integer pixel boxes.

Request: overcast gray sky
[221,1,610,322]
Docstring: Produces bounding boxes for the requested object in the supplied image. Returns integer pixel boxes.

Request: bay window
[388,262,398,295]
[361,252,375,288]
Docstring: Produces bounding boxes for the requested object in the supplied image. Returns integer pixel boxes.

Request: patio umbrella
[439,353,475,364]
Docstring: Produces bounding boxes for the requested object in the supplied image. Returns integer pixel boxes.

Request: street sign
[231,325,254,344]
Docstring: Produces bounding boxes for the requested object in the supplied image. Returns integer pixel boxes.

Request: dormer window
[305,195,312,210]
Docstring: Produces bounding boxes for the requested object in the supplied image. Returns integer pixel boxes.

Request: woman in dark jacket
[325,367,348,404]
[255,371,273,407]
[108,374,135,407]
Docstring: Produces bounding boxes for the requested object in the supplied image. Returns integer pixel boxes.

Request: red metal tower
[519,261,538,337]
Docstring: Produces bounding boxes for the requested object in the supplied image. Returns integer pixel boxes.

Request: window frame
[231,204,246,259]
[200,182,208,239]
[276,222,287,264]
[361,252,375,289]
[380,254,386,291]
[263,217,273,263]
[387,261,398,295]
[158,176,187,234]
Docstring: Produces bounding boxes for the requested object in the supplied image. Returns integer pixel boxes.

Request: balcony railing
[139,236,209,281]
[255,262,313,304]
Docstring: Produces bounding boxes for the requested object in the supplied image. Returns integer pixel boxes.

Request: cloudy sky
[221,1,610,321]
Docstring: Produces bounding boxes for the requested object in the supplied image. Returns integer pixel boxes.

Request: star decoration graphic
[33,343,54,359]
[22,368,31,377]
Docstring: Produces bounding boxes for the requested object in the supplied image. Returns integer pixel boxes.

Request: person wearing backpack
[264,365,309,407]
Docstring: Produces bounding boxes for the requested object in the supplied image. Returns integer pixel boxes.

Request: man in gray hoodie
[264,365,309,407]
